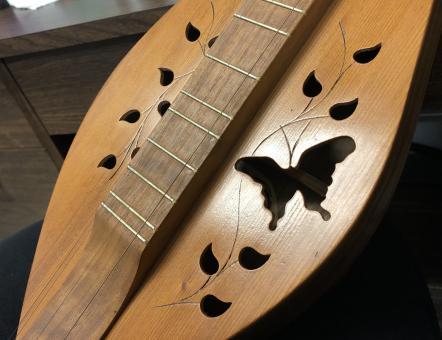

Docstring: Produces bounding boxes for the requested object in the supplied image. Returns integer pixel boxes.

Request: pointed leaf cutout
[200,295,231,318]
[235,136,356,229]
[131,147,140,159]
[185,22,201,42]
[329,98,359,121]
[239,247,270,270]
[199,243,219,275]
[119,109,140,123]
[353,43,382,64]
[159,68,174,86]
[208,36,219,48]
[157,100,171,116]
[303,71,322,98]
[98,154,116,169]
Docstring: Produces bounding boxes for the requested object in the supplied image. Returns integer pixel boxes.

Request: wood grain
[0,61,63,168]
[0,80,57,239]
[17,0,441,338]
[0,0,173,58]
[6,35,142,135]
[17,0,241,337]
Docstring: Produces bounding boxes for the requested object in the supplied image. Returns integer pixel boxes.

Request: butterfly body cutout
[235,136,356,230]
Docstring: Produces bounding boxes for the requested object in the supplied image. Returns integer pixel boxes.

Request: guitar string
[65,2,302,337]
[14,0,303,337]
[66,1,305,336]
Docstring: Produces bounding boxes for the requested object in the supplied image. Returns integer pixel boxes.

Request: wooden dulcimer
[16,0,440,338]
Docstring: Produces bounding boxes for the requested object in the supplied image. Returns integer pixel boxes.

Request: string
[65,1,303,336]
[15,1,303,337]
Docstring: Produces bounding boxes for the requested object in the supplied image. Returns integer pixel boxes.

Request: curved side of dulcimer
[17,0,242,338]
[17,0,440,338]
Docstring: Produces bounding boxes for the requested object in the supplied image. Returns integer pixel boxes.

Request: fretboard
[99,0,328,244]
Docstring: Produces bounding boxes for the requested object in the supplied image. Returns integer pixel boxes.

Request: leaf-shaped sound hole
[208,36,219,48]
[98,154,116,169]
[239,247,270,270]
[200,295,231,318]
[159,68,174,86]
[329,98,359,121]
[235,136,356,229]
[303,71,322,98]
[353,43,382,64]
[157,100,171,116]
[131,147,140,159]
[200,243,219,275]
[185,22,201,42]
[119,110,140,123]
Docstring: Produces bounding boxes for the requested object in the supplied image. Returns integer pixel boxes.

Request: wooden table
[0,0,439,242]
[0,0,172,238]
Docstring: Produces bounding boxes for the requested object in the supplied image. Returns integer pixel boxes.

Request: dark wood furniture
[0,0,172,239]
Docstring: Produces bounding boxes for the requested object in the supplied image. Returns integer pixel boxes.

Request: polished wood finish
[0,61,63,168]
[0,1,172,238]
[18,0,441,338]
[17,0,242,337]
[0,0,173,58]
[0,78,58,239]
[7,35,141,135]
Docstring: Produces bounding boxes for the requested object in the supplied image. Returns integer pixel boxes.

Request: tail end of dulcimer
[16,0,441,338]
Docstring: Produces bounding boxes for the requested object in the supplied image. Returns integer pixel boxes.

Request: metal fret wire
[104,0,303,242]
[17,2,306,337]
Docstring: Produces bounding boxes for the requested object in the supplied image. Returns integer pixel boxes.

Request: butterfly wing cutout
[235,136,356,229]
[293,136,356,220]
[235,157,299,230]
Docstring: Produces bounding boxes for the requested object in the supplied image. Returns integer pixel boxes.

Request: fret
[103,0,323,251]
[147,137,197,172]
[233,13,289,36]
[262,0,305,13]
[127,165,175,203]
[180,90,232,120]
[109,191,156,230]
[205,54,260,80]
[100,202,146,243]
[168,107,220,140]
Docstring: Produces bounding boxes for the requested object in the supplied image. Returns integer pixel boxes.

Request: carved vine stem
[159,22,352,308]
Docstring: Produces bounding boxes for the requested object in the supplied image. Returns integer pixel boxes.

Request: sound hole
[98,155,117,169]
[131,147,140,159]
[239,247,270,270]
[157,100,171,116]
[200,243,219,275]
[119,110,140,123]
[353,43,382,64]
[159,68,174,86]
[235,137,356,228]
[329,98,359,120]
[208,36,219,48]
[303,71,322,98]
[185,22,201,42]
[200,295,231,318]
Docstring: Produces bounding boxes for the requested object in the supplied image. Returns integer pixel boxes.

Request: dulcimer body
[17,0,440,338]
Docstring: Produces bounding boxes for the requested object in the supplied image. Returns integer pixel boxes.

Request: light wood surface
[17,0,441,338]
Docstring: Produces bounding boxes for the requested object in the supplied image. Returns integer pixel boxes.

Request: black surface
[0,147,441,339]
[0,221,41,339]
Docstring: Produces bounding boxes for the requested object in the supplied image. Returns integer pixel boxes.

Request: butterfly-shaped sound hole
[235,136,356,230]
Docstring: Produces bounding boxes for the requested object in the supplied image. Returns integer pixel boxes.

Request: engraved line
[205,54,260,80]
[180,90,232,120]
[127,165,175,203]
[110,191,156,230]
[168,107,220,140]
[147,138,197,172]
[101,202,146,243]
[262,0,304,13]
[234,13,289,36]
